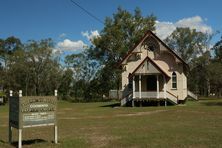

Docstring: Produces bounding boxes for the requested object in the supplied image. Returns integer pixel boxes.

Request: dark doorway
[147,75,157,91]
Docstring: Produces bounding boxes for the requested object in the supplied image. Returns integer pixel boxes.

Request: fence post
[19,90,22,97]
[9,90,13,97]
[8,90,13,144]
[54,90,58,144]
[54,90,58,97]
[18,90,22,148]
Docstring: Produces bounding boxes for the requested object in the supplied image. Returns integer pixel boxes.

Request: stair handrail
[187,90,198,100]
[123,91,133,99]
[166,91,178,104]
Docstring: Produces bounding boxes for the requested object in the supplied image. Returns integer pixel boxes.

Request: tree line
[0,7,222,101]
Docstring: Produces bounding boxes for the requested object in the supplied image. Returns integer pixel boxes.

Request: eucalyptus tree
[212,36,222,62]
[25,39,62,95]
[3,39,62,96]
[208,36,222,97]
[164,27,212,96]
[86,7,157,97]
[0,37,23,91]
[164,27,211,63]
[65,52,99,100]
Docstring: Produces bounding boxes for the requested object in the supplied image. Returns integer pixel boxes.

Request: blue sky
[0,0,221,54]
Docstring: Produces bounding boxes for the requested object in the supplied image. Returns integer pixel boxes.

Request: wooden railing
[166,91,178,104]
[134,91,164,98]
[187,90,198,100]
[120,90,179,106]
[121,91,133,106]
[109,90,123,99]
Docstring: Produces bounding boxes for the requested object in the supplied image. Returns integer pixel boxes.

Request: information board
[9,96,57,128]
[9,90,58,148]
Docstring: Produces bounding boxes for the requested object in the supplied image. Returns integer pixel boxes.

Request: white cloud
[81,30,100,41]
[57,39,87,52]
[52,48,63,55]
[59,33,66,38]
[155,16,213,40]
[155,21,176,40]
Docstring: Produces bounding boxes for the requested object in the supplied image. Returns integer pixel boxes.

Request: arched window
[142,36,160,53]
[172,72,177,89]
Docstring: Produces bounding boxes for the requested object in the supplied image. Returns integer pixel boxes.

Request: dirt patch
[175,110,206,114]
[60,117,78,120]
[115,110,168,117]
[59,110,168,120]
[63,108,73,111]
[0,124,7,127]
[0,116,7,118]
[86,132,120,148]
[57,111,66,114]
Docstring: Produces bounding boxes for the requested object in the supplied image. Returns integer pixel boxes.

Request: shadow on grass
[100,103,120,108]
[11,139,47,147]
[0,139,5,143]
[201,102,222,106]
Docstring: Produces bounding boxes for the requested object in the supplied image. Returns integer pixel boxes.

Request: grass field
[1,99,222,148]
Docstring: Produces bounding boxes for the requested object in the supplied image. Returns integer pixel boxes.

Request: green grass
[1,99,222,147]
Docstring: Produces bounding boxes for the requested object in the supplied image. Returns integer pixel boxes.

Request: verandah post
[132,76,135,107]
[163,76,167,106]
[133,76,135,98]
[139,75,141,99]
[156,75,159,99]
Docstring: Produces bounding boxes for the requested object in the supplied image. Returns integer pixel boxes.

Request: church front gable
[135,60,160,75]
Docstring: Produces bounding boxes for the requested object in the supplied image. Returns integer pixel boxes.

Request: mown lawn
[0,99,222,148]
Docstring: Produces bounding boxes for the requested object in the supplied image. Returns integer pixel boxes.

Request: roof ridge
[118,30,188,68]
[129,56,170,78]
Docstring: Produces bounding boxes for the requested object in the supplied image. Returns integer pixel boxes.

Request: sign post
[54,90,58,144]
[8,90,13,144]
[9,90,58,148]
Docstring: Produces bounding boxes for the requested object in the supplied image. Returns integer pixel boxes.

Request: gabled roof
[129,56,170,78]
[118,30,188,68]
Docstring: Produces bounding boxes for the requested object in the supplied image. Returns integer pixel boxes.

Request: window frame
[172,72,177,89]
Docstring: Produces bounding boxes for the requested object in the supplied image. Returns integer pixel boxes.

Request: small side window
[172,72,177,89]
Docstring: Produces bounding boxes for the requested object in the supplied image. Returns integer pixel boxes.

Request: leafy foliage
[165,27,210,63]
[83,7,156,99]
[89,7,156,64]
[212,36,222,62]
[2,38,62,96]
[1,7,222,100]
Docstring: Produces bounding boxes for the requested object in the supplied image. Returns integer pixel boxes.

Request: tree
[65,52,99,82]
[58,68,74,99]
[89,7,156,63]
[4,38,62,96]
[207,61,222,97]
[0,36,22,67]
[65,52,99,100]
[165,27,211,63]
[164,28,212,96]
[188,51,211,96]
[212,36,222,62]
[0,37,23,92]
[25,39,61,95]
[208,36,222,97]
[85,7,156,98]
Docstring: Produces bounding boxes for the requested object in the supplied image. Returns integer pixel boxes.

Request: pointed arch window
[172,72,177,89]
